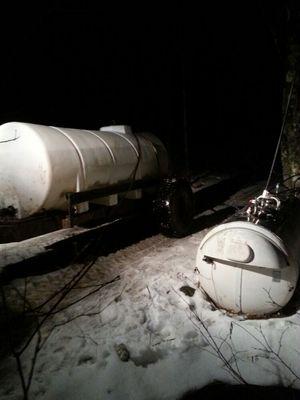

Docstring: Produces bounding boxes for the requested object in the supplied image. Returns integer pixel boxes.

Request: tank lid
[100,125,132,134]
[224,241,254,263]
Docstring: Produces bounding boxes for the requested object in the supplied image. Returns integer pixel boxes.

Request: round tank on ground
[196,221,299,316]
[0,122,168,218]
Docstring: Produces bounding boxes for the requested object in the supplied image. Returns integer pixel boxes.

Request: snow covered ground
[0,225,93,269]
[0,219,300,399]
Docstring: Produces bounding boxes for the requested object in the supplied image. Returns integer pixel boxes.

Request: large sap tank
[0,122,168,218]
[196,190,300,316]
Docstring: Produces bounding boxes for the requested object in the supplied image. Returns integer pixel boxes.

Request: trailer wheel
[153,178,194,237]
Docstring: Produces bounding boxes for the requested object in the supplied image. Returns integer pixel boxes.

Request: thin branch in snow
[233,322,300,383]
[10,284,35,315]
[258,325,300,381]
[0,284,28,399]
[0,282,43,400]
[146,285,152,300]
[277,326,289,355]
[114,284,127,303]
[214,329,244,379]
[76,323,99,346]
[172,287,247,384]
[32,263,94,312]
[0,230,123,399]
[25,327,42,395]
[30,243,99,313]
[38,280,123,350]
[185,275,207,297]
[262,287,284,309]
[23,278,28,313]
[17,272,120,356]
[40,275,121,316]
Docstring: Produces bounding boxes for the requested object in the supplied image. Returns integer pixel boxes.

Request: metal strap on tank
[83,130,116,165]
[101,129,140,158]
[49,126,87,189]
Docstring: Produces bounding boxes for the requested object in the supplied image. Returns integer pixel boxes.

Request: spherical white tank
[0,122,168,218]
[196,220,299,316]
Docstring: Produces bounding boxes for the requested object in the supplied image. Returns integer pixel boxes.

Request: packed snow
[0,220,300,399]
[0,225,93,268]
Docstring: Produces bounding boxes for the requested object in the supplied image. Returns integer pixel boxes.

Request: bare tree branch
[233,322,300,382]
[172,287,248,384]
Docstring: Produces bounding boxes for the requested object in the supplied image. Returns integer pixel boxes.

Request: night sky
[0,1,286,176]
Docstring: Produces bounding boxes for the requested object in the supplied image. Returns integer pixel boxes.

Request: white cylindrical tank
[196,217,300,316]
[0,122,168,218]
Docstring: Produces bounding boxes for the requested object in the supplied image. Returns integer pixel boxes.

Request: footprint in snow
[180,285,196,297]
[77,354,96,366]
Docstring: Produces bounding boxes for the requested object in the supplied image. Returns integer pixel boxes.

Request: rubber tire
[154,178,194,238]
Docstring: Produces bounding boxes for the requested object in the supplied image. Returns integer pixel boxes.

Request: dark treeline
[0,1,293,175]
